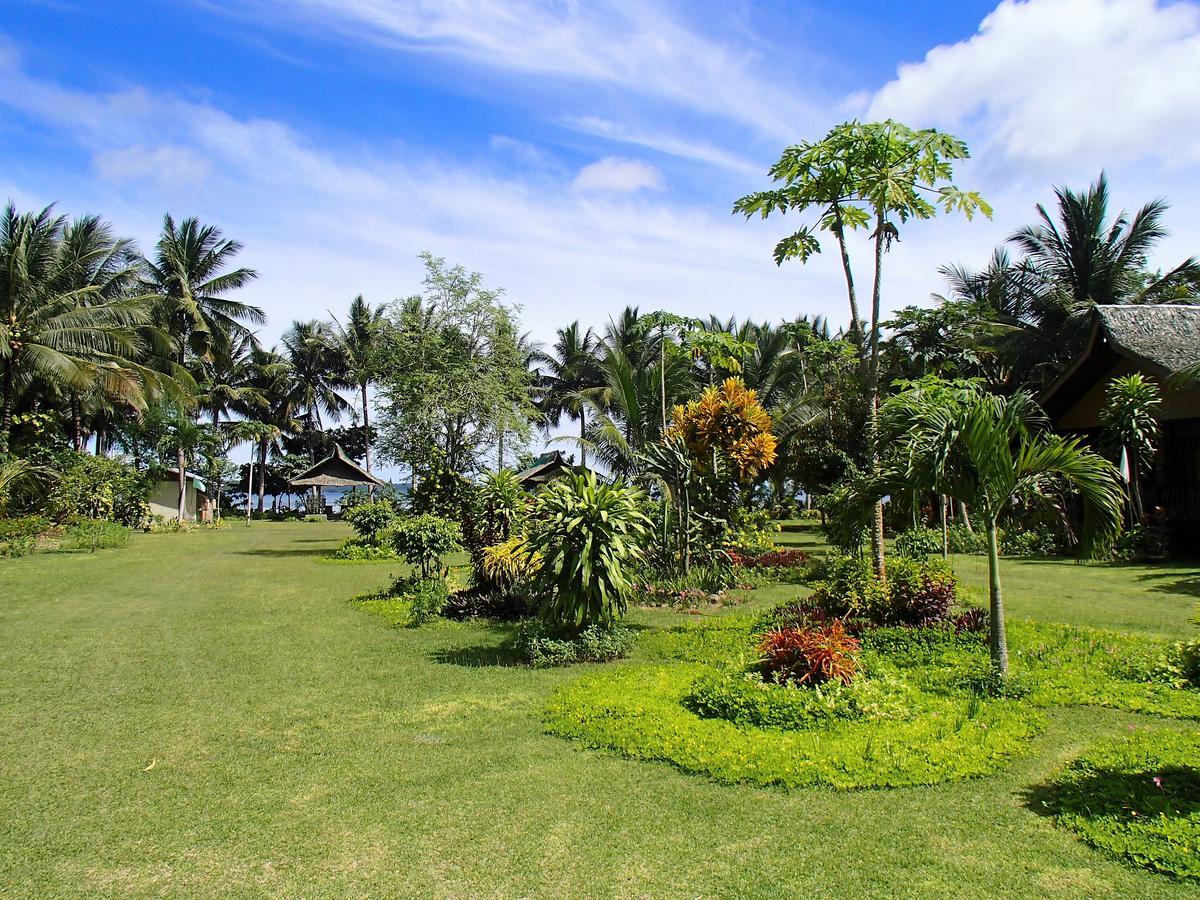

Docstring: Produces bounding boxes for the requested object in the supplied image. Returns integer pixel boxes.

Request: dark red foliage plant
[757,621,862,686]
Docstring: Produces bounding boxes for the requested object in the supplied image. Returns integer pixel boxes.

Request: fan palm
[327,295,385,475]
[0,205,154,452]
[883,380,1123,677]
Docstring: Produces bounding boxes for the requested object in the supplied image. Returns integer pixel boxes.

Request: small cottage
[1040,304,1200,543]
[148,469,213,523]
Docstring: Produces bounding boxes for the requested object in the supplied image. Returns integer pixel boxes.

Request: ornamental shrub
[807,554,890,622]
[331,539,399,561]
[389,514,462,578]
[886,556,957,627]
[462,469,529,590]
[513,620,635,667]
[526,472,649,627]
[894,527,944,558]
[758,621,861,686]
[481,536,540,595]
[343,500,397,544]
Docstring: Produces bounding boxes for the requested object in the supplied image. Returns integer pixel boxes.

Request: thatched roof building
[515,450,589,489]
[289,444,384,489]
[1041,304,1200,549]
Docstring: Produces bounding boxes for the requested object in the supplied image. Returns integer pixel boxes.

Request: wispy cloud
[204,0,819,140]
[562,115,764,175]
[571,156,664,194]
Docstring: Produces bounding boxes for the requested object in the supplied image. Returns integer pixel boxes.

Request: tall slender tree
[328,295,385,475]
[532,321,601,467]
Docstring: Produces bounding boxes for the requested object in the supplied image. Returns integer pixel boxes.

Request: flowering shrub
[758,621,861,686]
[731,548,810,569]
[666,377,778,481]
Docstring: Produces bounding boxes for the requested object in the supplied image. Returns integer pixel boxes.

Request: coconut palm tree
[1010,173,1200,309]
[0,205,154,453]
[328,295,385,475]
[196,331,266,429]
[144,214,263,367]
[883,380,1123,678]
[531,321,601,466]
[281,320,349,463]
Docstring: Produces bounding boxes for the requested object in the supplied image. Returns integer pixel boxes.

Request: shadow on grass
[1135,570,1200,598]
[236,547,332,558]
[1022,765,1200,822]
[431,643,525,667]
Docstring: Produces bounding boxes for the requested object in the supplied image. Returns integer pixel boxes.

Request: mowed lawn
[1,522,1198,898]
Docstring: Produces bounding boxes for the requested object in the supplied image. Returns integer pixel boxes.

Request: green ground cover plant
[1034,727,1200,880]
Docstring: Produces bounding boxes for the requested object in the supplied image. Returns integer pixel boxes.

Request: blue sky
[3,0,1199,356]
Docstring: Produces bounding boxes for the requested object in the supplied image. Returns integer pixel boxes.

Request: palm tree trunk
[71,395,83,452]
[0,357,16,454]
[177,446,187,523]
[361,380,373,497]
[256,438,267,513]
[660,326,668,433]
[866,212,887,579]
[941,495,949,559]
[579,408,587,468]
[985,520,1009,678]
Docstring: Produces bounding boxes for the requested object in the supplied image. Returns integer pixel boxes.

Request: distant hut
[289,444,384,515]
[515,450,590,490]
[1041,304,1200,543]
[148,469,212,523]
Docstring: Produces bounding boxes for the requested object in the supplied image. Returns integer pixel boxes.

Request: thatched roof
[289,444,384,488]
[1041,304,1200,422]
[1093,304,1200,375]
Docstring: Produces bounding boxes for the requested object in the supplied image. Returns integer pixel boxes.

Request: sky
[3,0,1199,367]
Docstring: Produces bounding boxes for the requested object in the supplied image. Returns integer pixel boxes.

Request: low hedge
[545,663,1043,790]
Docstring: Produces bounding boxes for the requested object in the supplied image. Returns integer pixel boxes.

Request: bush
[1038,728,1200,880]
[0,516,48,558]
[894,527,944,558]
[758,621,861,686]
[1001,528,1063,557]
[722,508,779,557]
[886,556,957,627]
[685,669,910,731]
[60,520,130,552]
[351,575,449,627]
[331,539,399,561]
[343,500,397,544]
[807,554,891,622]
[442,588,531,622]
[513,621,636,667]
[389,514,462,578]
[44,452,151,527]
[481,537,539,595]
[526,472,649,627]
[807,552,958,628]
[946,523,987,554]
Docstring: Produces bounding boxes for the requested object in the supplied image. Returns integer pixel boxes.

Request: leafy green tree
[376,254,533,482]
[1099,373,1161,524]
[883,379,1122,677]
[281,320,349,462]
[737,120,990,577]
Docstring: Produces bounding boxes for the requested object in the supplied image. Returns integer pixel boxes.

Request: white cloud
[571,156,664,194]
[207,0,819,140]
[0,50,843,350]
[562,115,763,175]
[868,0,1200,169]
[94,144,213,190]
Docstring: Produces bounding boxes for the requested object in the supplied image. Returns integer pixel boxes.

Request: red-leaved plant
[758,621,861,686]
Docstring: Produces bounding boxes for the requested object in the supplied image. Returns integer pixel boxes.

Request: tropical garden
[2,120,1199,894]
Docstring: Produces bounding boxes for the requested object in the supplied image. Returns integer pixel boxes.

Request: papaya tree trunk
[866,211,887,580]
[986,519,1009,678]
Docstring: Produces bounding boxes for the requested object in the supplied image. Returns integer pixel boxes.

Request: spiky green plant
[527,472,649,627]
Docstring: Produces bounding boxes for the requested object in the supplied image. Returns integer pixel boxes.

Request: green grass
[1,520,1198,897]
